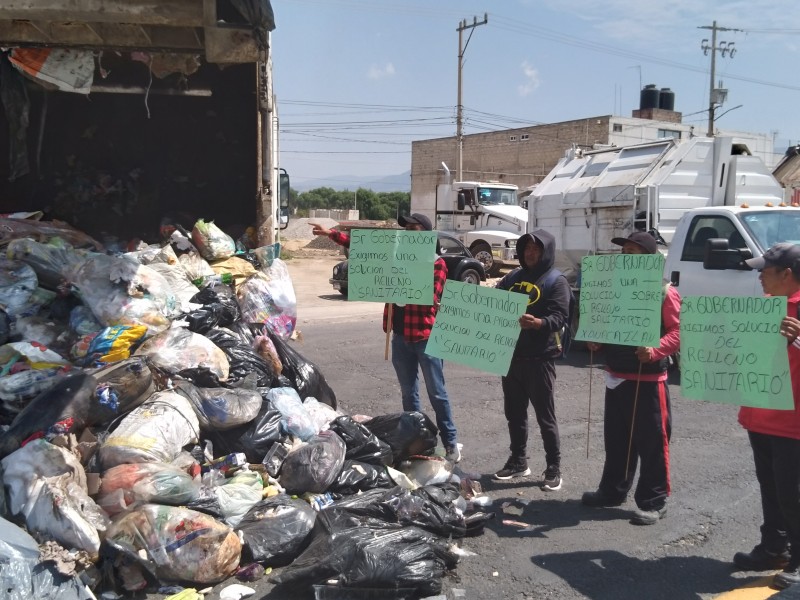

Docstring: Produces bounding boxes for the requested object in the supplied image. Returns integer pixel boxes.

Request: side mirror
[457,192,466,211]
[279,169,291,230]
[703,238,751,270]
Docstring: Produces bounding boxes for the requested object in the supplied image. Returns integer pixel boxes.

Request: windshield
[477,186,518,206]
[740,211,800,251]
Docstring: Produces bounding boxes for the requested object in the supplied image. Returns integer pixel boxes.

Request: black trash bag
[329,416,393,467]
[0,357,154,458]
[203,399,284,464]
[184,491,225,520]
[388,484,467,539]
[267,330,337,409]
[175,366,224,388]
[362,412,438,463]
[335,484,467,539]
[203,328,278,387]
[236,494,316,566]
[329,460,394,496]
[271,506,457,596]
[172,379,261,431]
[279,430,346,494]
[185,284,241,333]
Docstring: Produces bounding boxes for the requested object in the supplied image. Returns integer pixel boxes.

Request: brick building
[410,100,775,201]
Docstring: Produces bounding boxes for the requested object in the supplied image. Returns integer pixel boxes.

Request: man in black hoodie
[494,229,571,490]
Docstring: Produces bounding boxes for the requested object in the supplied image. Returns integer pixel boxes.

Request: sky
[271,0,800,190]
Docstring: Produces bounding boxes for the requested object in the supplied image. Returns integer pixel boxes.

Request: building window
[657,129,681,139]
[612,124,623,132]
[521,134,529,141]
[509,135,517,142]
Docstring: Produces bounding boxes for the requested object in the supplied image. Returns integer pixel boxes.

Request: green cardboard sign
[426,280,528,376]
[347,229,437,304]
[574,253,665,347]
[680,295,793,409]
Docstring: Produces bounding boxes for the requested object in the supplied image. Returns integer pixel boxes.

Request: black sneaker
[581,490,625,507]
[734,545,790,571]
[541,465,562,491]
[774,560,800,590]
[493,459,531,480]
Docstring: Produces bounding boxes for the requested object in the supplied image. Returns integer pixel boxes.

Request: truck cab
[666,204,800,297]
[434,180,525,276]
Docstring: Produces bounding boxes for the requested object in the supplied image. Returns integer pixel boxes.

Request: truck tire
[471,242,499,277]
[459,268,482,285]
[339,286,348,297]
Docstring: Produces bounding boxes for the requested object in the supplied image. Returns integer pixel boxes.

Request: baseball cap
[398,213,433,231]
[611,231,658,254]
[745,242,800,272]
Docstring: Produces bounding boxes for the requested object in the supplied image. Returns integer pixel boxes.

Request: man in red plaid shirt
[311,214,460,462]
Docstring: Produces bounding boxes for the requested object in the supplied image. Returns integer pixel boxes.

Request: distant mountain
[293,170,410,193]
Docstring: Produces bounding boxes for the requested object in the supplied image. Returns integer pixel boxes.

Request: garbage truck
[527,135,790,299]
[0,0,289,247]
[411,163,525,276]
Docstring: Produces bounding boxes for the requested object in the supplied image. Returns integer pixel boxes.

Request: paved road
[279,256,788,600]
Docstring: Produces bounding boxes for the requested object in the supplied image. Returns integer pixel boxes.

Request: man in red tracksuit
[733,243,800,590]
[582,231,681,526]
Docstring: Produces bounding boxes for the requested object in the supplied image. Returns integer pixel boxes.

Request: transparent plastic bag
[303,397,340,433]
[0,259,36,317]
[214,469,264,528]
[98,462,199,515]
[267,387,315,440]
[236,260,297,339]
[135,327,229,382]
[105,504,241,584]
[174,380,261,430]
[191,219,236,261]
[67,253,177,333]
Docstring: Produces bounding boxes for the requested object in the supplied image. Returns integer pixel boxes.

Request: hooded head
[515,229,555,278]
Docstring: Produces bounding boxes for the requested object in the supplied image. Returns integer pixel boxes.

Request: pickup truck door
[668,215,761,297]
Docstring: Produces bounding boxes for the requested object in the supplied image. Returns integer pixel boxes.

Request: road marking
[714,576,778,599]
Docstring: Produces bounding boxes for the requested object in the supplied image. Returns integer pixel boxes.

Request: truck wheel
[459,268,481,284]
[339,286,348,297]
[471,243,499,277]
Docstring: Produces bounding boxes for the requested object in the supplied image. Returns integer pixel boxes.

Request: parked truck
[411,163,525,276]
[528,135,793,299]
[0,0,289,246]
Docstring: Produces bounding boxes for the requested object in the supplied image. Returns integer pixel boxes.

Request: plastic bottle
[192,272,233,288]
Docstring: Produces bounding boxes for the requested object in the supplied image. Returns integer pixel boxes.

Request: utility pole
[456,13,488,181]
[699,21,741,137]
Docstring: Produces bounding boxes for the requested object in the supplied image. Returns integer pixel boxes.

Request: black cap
[745,242,800,272]
[398,213,433,231]
[611,231,658,254]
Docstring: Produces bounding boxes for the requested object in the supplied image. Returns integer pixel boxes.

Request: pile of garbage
[0,216,493,599]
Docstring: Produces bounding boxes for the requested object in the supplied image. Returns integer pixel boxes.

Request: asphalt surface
[143,256,792,600]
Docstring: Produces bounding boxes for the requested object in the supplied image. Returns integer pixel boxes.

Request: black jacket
[496,230,571,360]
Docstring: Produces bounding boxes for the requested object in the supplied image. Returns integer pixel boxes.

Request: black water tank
[659,87,675,111]
[640,84,659,110]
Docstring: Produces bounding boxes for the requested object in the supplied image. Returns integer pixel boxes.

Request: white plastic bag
[99,390,200,469]
[1,440,109,554]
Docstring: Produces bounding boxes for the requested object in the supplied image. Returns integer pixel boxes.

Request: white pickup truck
[666,204,800,296]
[527,135,791,298]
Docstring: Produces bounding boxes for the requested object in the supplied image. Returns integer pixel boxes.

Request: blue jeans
[391,334,457,449]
